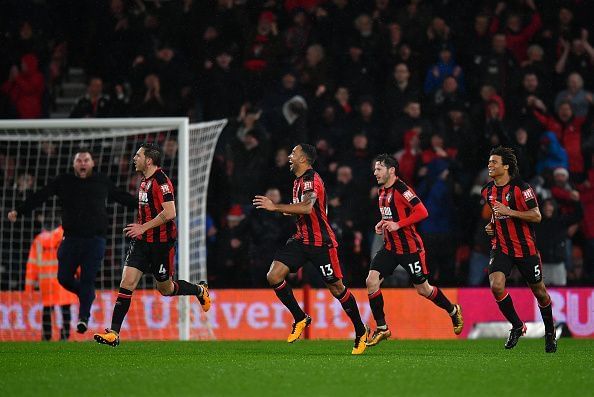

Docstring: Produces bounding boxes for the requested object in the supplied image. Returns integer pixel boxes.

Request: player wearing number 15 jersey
[253,144,369,355]
[482,146,556,353]
[365,154,464,347]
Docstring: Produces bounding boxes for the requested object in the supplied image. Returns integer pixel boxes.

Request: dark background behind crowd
[1,0,594,289]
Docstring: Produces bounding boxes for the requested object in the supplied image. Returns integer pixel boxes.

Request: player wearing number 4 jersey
[253,144,369,355]
[94,143,210,347]
[365,154,464,347]
[482,146,556,353]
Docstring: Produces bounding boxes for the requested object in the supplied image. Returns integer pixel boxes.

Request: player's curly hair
[490,146,518,178]
[140,142,162,166]
[299,143,317,165]
[374,153,399,174]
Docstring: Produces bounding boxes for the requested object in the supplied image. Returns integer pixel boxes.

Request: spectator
[131,74,169,116]
[267,147,294,201]
[216,204,250,287]
[1,53,45,118]
[394,129,421,186]
[243,11,282,100]
[384,62,420,122]
[226,129,268,206]
[577,170,594,282]
[70,77,112,118]
[554,72,593,117]
[200,48,244,120]
[474,33,518,98]
[417,158,457,285]
[391,100,432,152]
[424,47,464,95]
[534,198,583,286]
[555,30,594,88]
[489,0,542,63]
[300,43,333,100]
[532,99,586,177]
[535,131,569,175]
[248,188,293,287]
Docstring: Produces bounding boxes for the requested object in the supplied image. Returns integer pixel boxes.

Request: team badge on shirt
[505,192,512,202]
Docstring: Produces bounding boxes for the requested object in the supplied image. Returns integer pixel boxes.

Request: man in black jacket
[7,150,137,333]
[534,198,583,286]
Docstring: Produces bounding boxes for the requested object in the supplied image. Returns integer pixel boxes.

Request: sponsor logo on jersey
[304,181,313,191]
[160,184,171,194]
[139,191,148,204]
[380,206,393,219]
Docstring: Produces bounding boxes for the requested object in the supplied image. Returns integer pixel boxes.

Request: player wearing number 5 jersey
[365,154,464,347]
[94,143,211,347]
[253,144,369,355]
[482,146,556,353]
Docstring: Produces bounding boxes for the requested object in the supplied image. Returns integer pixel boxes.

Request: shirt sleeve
[399,186,421,207]
[516,184,538,209]
[154,172,174,202]
[303,173,315,194]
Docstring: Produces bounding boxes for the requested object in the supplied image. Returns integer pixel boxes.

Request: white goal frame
[0,117,224,340]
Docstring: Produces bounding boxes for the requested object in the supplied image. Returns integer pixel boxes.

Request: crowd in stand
[2,0,594,288]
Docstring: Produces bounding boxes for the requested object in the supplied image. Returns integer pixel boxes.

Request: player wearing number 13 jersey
[365,154,464,347]
[482,146,556,353]
[253,144,369,355]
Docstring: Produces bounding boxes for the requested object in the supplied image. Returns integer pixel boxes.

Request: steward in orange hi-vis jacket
[25,226,78,341]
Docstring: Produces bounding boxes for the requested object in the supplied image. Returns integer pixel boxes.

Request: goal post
[0,117,227,341]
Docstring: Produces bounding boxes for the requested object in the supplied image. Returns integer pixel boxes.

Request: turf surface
[1,339,592,397]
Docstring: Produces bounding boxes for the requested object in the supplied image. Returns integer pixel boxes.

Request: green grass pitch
[1,339,592,397]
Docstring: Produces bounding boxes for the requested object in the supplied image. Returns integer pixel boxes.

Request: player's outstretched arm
[253,192,316,215]
[8,177,60,222]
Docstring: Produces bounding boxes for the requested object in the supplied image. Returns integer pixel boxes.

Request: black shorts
[125,239,176,282]
[370,248,428,285]
[274,239,343,284]
[488,249,543,284]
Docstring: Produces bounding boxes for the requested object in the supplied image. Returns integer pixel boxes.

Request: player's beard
[135,159,147,173]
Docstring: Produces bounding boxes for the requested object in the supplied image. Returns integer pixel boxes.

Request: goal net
[0,118,226,341]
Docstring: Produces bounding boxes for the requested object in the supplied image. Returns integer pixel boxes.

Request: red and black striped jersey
[481,178,539,258]
[292,169,338,247]
[378,178,425,254]
[137,168,177,243]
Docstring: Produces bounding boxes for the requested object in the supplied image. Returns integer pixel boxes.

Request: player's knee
[157,284,173,296]
[120,280,136,292]
[365,274,380,292]
[416,284,432,297]
[266,266,284,286]
[490,282,505,297]
[266,270,280,286]
[327,283,344,297]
